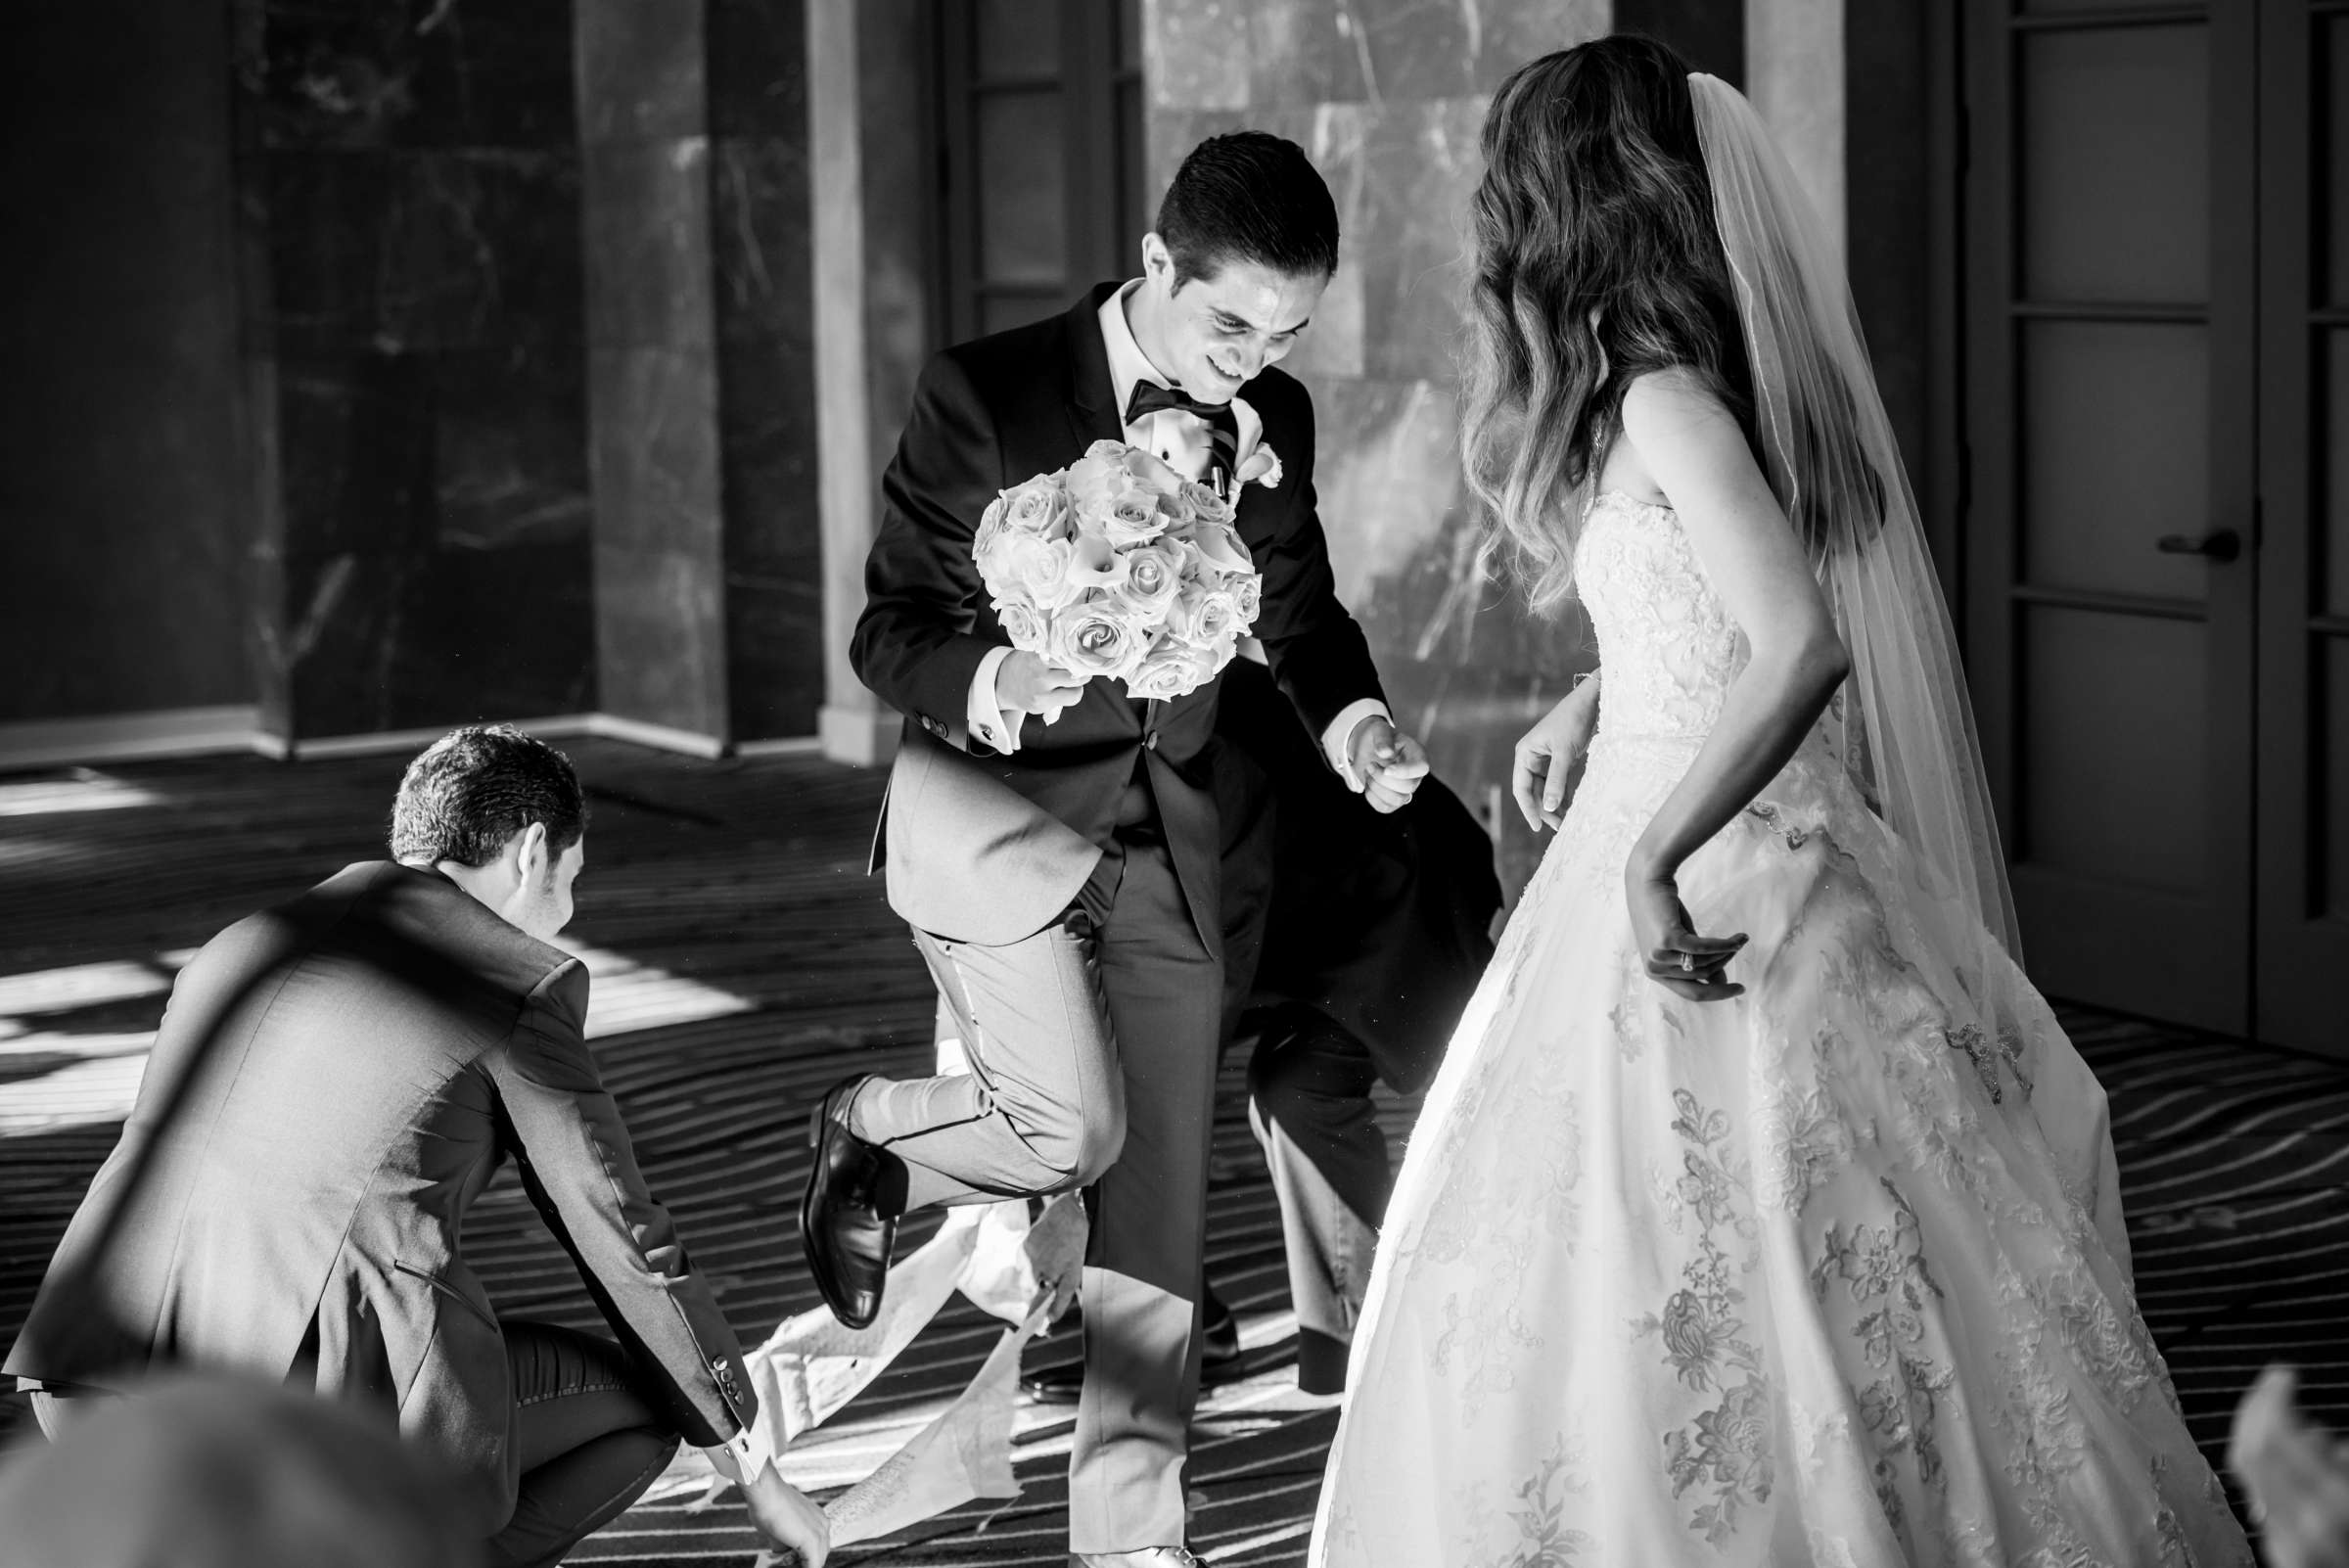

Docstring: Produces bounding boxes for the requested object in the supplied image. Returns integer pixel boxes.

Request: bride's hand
[1511,676,1602,832]
[1627,868,1747,1001]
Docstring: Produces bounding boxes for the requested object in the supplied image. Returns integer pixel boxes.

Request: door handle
[2155,530,2240,562]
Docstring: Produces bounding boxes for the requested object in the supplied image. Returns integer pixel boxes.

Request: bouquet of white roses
[972,439,1268,702]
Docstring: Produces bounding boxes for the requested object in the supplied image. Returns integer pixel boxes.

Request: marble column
[578,4,726,747]
[808,0,929,767]
[1143,0,1609,898]
[712,0,824,745]
[576,0,824,752]
[1748,0,1846,262]
[236,0,596,743]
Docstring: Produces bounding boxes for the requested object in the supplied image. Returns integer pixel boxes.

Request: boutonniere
[1225,396,1283,489]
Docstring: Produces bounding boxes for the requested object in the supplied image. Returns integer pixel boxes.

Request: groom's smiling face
[1133,233,1326,404]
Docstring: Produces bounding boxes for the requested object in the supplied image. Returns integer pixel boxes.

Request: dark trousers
[1243,1002,1393,1232]
[490,1320,678,1568]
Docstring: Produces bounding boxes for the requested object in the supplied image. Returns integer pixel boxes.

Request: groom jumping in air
[808,132,1427,1566]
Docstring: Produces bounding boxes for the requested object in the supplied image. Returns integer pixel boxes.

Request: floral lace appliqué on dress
[1311,493,2251,1567]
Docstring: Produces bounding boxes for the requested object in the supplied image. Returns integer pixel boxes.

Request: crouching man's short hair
[391,725,588,869]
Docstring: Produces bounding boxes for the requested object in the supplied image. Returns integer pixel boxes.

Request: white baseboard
[734,734,827,760]
[285,715,598,761]
[0,706,264,772]
[576,713,728,761]
[289,714,743,762]
[818,703,900,768]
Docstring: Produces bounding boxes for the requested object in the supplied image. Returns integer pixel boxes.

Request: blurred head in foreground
[0,1372,479,1568]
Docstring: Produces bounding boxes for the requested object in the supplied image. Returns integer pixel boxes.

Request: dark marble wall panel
[247,0,578,150]
[281,539,595,733]
[240,0,593,740]
[592,544,728,737]
[709,7,821,742]
[1146,0,1609,896]
[709,0,808,138]
[1613,0,1744,86]
[0,0,252,722]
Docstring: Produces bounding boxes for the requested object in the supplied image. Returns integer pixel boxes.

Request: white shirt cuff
[1323,698,1392,791]
[968,644,1021,755]
[705,1418,781,1486]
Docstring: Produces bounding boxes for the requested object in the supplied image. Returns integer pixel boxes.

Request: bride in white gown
[1310,37,2253,1568]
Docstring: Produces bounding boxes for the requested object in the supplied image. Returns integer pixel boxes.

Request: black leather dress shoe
[1021,1291,1245,1405]
[799,1075,907,1331]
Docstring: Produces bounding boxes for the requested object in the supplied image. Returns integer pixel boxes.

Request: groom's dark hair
[1156,131,1339,290]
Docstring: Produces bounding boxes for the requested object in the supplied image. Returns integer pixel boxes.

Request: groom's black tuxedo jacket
[852,283,1387,954]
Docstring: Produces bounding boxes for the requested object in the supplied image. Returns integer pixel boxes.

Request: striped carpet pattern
[0,742,2309,1563]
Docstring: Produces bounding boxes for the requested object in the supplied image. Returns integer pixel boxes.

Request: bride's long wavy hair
[1461,36,1755,613]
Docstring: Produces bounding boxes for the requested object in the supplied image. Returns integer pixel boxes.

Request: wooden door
[2256,0,2349,1052]
[930,0,1146,342]
[1962,2,2260,1034]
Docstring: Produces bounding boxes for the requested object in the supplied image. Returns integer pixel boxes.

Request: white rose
[1187,522,1254,577]
[1179,481,1232,526]
[1048,599,1150,681]
[992,594,1049,654]
[1124,636,1221,701]
[1066,446,1130,515]
[1099,486,1168,549]
[999,476,1074,538]
[1228,569,1263,631]
[973,495,1012,560]
[1112,544,1182,624]
[973,499,1018,593]
[1167,580,1241,646]
[997,532,1075,608]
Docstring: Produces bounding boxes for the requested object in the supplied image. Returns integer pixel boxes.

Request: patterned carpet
[0,741,2310,1562]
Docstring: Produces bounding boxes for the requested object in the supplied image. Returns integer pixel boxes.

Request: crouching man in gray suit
[4,725,828,1568]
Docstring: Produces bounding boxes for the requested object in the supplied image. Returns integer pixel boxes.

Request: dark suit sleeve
[1243,383,1388,745]
[484,959,756,1447]
[850,348,1009,748]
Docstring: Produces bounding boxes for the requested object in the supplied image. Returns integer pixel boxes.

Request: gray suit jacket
[3,862,759,1536]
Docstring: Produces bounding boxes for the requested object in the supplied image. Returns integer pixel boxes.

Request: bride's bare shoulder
[1621,367,1738,439]
[1618,369,1751,493]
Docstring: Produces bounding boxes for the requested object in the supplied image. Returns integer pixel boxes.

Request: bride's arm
[1511,671,1600,832]
[1615,369,1851,999]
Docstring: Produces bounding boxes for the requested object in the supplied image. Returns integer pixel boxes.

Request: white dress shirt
[967,282,1390,785]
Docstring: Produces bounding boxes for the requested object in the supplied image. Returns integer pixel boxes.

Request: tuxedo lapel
[1065,282,1127,453]
[1058,283,1149,738]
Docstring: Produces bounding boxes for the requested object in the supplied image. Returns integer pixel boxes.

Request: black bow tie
[1123,381,1240,484]
[1123,380,1228,426]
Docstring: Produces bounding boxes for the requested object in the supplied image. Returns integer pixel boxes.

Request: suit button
[1145,733,1159,751]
